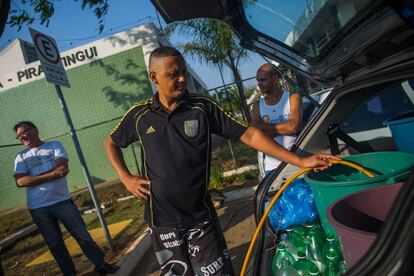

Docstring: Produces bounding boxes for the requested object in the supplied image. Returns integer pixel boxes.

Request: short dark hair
[150,46,182,59]
[149,47,183,72]
[13,121,37,132]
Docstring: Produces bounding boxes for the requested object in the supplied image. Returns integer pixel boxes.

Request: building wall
[0,39,34,75]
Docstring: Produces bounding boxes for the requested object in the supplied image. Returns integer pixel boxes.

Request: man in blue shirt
[13,121,118,276]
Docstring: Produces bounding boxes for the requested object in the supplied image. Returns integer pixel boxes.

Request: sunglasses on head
[16,127,35,140]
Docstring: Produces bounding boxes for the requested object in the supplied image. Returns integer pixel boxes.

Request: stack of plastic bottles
[272,221,346,276]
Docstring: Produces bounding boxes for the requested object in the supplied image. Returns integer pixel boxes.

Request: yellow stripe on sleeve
[109,98,153,135]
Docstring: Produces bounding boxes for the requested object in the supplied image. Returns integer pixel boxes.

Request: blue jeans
[29,199,105,276]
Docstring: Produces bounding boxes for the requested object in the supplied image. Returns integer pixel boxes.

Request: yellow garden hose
[240,160,375,276]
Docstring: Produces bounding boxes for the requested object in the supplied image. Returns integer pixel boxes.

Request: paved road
[135,198,256,275]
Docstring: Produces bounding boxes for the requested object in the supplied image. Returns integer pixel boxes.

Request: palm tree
[165,18,252,122]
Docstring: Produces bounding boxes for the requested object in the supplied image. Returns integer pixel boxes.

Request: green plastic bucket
[304,151,414,234]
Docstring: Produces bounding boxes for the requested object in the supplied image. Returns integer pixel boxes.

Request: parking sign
[29,28,70,87]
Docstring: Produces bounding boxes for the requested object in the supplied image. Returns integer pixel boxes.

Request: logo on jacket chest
[184,120,199,137]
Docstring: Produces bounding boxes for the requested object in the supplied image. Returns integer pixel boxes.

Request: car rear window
[243,0,371,57]
[342,79,414,133]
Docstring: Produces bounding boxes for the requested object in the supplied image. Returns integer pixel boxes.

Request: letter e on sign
[29,28,70,87]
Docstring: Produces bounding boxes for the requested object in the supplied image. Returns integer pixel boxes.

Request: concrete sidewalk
[113,185,258,276]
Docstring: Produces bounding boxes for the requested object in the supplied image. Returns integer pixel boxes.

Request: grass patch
[209,167,258,190]
[210,137,258,190]
[72,182,132,208]
[211,139,257,171]
[0,209,32,241]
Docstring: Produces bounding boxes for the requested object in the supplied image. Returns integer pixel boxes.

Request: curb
[113,229,152,276]
[222,164,258,177]
[0,224,37,252]
[223,185,257,203]
[115,185,258,275]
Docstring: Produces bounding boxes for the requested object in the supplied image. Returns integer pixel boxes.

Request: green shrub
[209,166,225,189]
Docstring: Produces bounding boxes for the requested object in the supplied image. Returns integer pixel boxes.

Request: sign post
[30,28,112,247]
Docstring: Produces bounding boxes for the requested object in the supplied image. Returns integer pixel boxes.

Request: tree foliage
[216,85,237,111]
[1,0,109,37]
[165,18,252,121]
[165,19,249,70]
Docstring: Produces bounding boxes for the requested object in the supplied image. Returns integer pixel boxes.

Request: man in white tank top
[251,64,303,175]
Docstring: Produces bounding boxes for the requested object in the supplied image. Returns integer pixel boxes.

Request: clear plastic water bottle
[338,261,347,275]
[276,258,298,276]
[272,243,297,275]
[280,233,297,258]
[322,234,343,265]
[292,251,319,276]
[305,223,325,241]
[304,226,325,271]
[292,224,307,238]
[309,264,320,276]
[286,227,305,254]
[313,220,324,232]
[322,250,340,276]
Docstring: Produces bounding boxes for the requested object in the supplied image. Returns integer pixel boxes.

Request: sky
[0,0,264,90]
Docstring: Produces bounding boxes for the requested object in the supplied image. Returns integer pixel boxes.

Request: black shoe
[95,262,120,275]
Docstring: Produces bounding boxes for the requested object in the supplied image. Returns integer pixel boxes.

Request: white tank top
[259,91,297,171]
